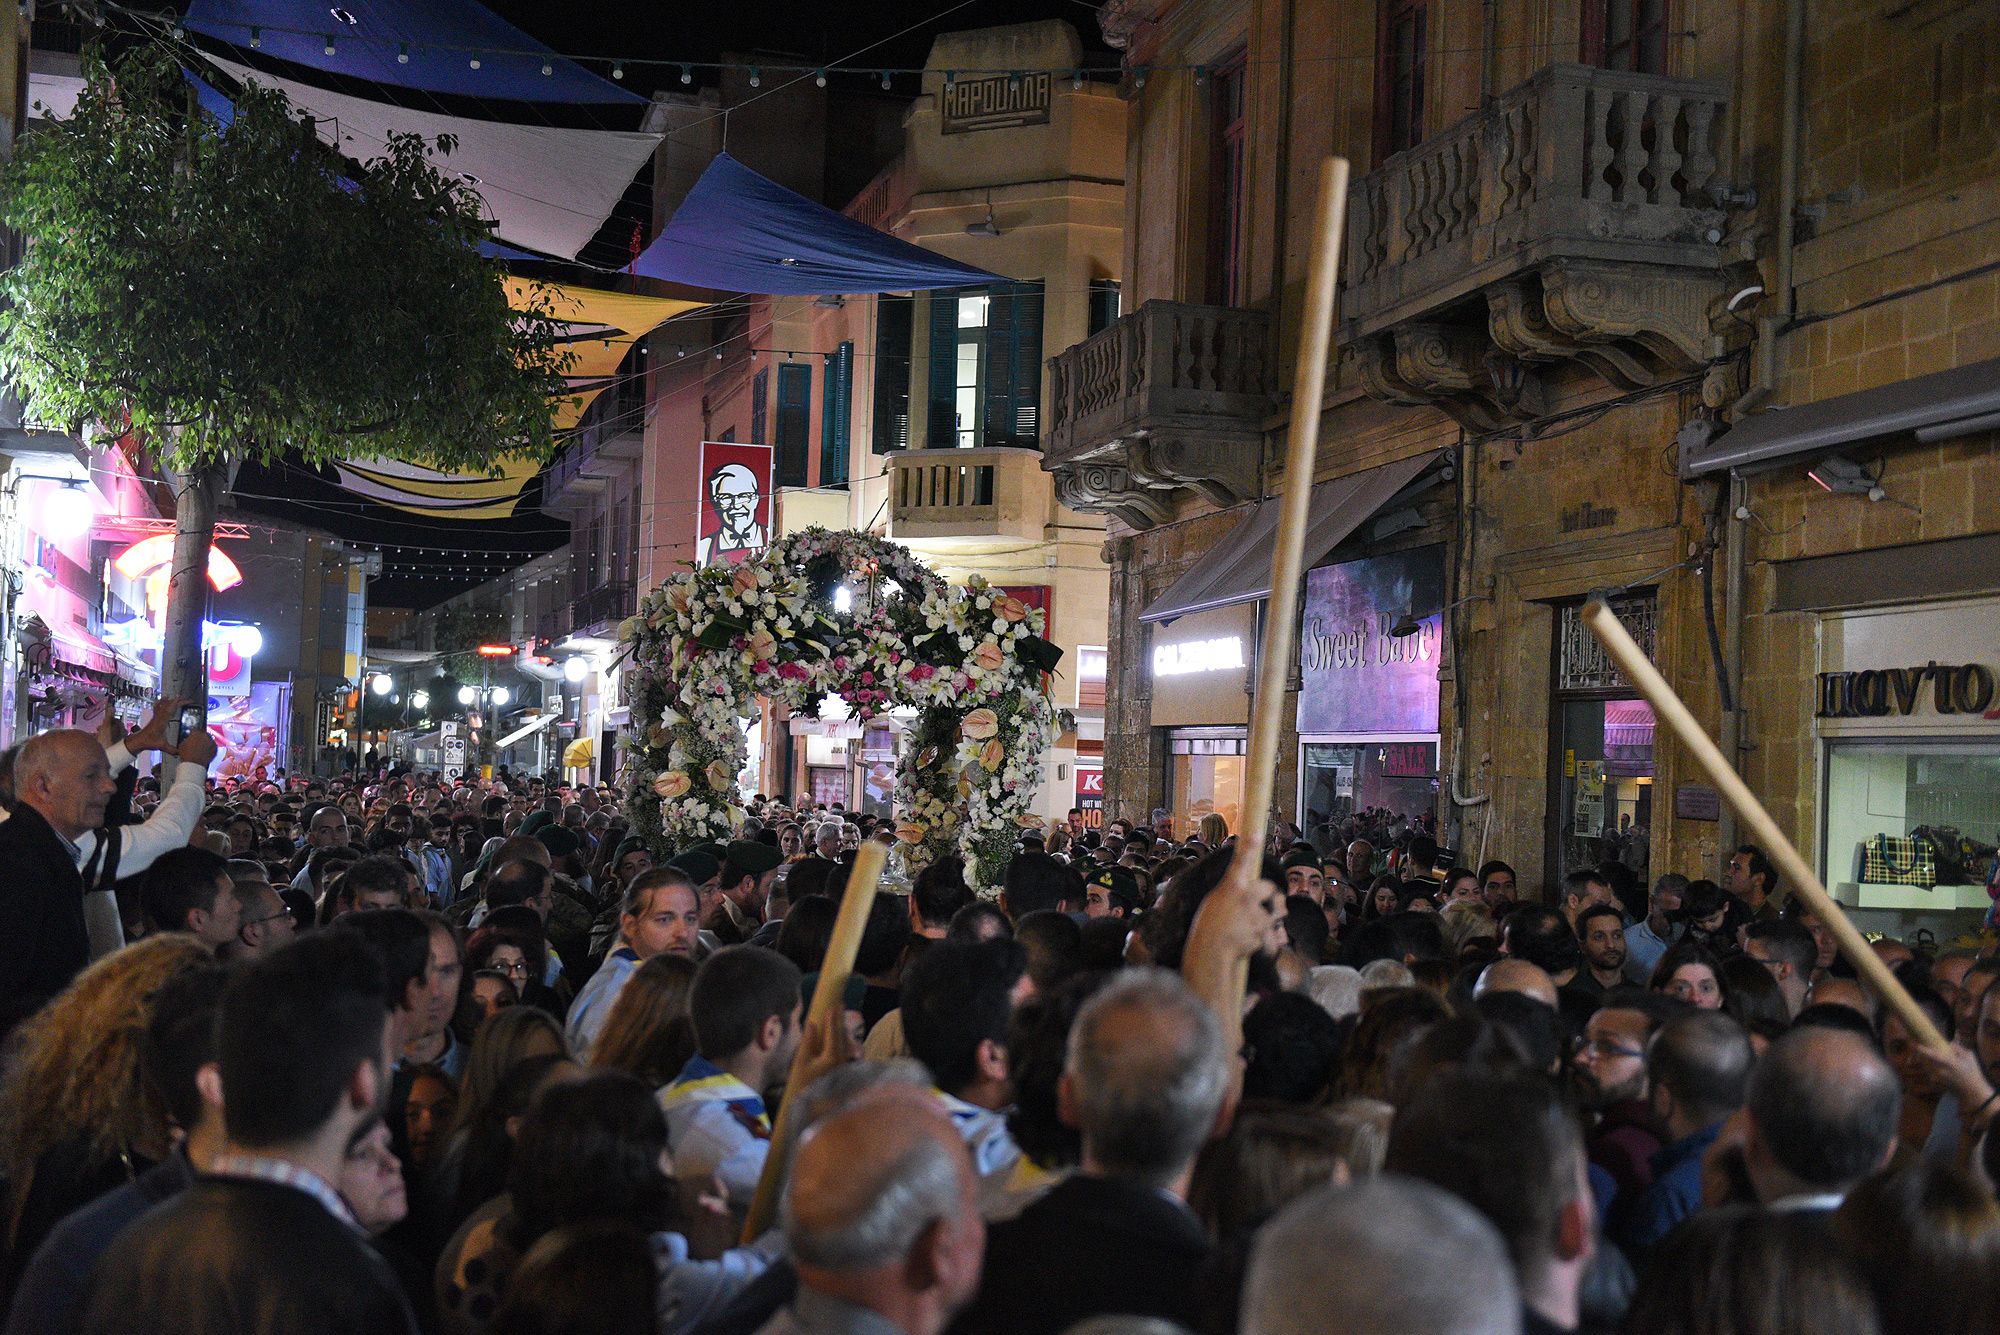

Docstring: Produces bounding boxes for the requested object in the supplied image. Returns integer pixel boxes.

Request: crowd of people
[0,700,1994,1335]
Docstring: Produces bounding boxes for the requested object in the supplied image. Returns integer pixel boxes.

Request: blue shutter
[871,297,912,453]
[775,363,811,488]
[926,288,961,448]
[1012,280,1044,448]
[822,342,853,485]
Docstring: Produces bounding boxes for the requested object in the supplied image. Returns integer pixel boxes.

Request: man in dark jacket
[943,969,1225,1335]
[80,933,419,1335]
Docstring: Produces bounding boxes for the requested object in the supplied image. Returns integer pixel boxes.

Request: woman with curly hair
[0,934,209,1302]
[588,953,698,1091]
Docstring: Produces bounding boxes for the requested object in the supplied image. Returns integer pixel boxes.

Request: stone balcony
[1342,63,1741,430]
[1044,300,1272,530]
[887,446,1049,549]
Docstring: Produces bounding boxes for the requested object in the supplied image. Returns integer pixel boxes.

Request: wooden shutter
[775,363,811,488]
[872,296,912,453]
[822,341,853,486]
[984,280,1044,449]
[750,367,769,445]
[926,289,961,448]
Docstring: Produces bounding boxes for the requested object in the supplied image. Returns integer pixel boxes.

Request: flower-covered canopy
[617,529,1064,891]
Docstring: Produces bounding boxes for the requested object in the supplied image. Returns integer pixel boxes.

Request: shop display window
[1166,728,1245,840]
[1299,740,1439,860]
[1825,741,2000,906]
[1553,698,1654,887]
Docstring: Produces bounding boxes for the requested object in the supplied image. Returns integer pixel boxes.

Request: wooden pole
[1228,155,1350,884]
[1181,159,1350,1073]
[1581,599,1949,1052]
[739,839,888,1242]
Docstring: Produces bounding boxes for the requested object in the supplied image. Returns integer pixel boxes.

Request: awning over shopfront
[632,153,1003,296]
[497,711,558,749]
[1140,451,1444,623]
[1682,355,2000,476]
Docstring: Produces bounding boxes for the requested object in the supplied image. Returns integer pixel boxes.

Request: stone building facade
[1057,0,2000,936]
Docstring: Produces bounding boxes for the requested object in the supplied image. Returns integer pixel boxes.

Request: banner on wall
[207,682,290,784]
[696,441,774,567]
[1296,545,1446,736]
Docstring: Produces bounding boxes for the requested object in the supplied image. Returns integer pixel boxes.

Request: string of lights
[100,0,1672,87]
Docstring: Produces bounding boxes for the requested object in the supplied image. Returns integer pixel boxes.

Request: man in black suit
[80,932,419,1335]
[943,968,1225,1335]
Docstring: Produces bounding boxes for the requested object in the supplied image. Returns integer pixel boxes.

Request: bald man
[1475,958,1560,1011]
[1742,1026,1901,1211]
[0,708,215,1029]
[763,1090,985,1335]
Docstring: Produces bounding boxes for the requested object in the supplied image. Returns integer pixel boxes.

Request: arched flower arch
[616,527,1063,892]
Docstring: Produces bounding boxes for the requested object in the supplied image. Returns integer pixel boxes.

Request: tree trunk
[160,461,225,742]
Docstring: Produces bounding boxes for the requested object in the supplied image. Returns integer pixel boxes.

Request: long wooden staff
[739,839,888,1241]
[1184,157,1350,1051]
[1582,599,1949,1051]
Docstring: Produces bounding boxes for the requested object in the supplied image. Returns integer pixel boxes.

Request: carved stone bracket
[1350,257,1728,429]
[1052,430,1261,531]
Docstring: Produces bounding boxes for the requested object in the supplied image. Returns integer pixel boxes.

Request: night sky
[229,0,1117,610]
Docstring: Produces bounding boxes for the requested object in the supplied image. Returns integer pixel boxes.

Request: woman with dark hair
[589,953,699,1090]
[1621,1206,1878,1335]
[489,1222,660,1335]
[1722,955,1792,1046]
[1650,939,1730,1011]
[467,905,569,1017]
[1362,874,1402,923]
[774,894,839,976]
[1834,1163,2000,1335]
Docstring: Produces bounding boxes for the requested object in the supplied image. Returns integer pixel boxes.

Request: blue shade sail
[633,153,1002,295]
[184,0,644,105]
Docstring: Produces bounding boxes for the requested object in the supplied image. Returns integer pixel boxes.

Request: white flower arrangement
[616,530,1059,890]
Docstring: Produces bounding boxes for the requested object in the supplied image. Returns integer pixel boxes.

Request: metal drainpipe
[1718,472,1745,863]
[1732,0,1803,417]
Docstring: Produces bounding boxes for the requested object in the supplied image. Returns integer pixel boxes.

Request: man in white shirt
[565,866,701,1058]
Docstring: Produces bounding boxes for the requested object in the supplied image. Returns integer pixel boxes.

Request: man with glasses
[1572,988,1679,1231]
[222,860,297,962]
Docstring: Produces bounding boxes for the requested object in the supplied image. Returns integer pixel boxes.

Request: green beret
[1087,864,1141,905]
[520,809,557,837]
[667,849,720,885]
[535,825,582,859]
[725,839,783,878]
[1281,847,1324,872]
[613,836,648,866]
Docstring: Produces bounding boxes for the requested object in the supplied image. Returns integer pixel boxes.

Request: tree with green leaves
[0,49,571,735]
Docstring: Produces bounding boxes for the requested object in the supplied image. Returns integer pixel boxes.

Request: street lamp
[491,687,510,707]
[563,657,588,683]
[458,685,477,705]
[410,691,429,710]
[370,673,393,695]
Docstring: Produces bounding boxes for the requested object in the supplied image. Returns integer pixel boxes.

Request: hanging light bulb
[323,34,336,55]
[397,42,409,63]
[814,69,827,87]
[944,71,956,92]
[491,687,510,707]
[1008,70,1022,91]
[613,61,625,80]
[880,71,893,90]
[249,26,262,46]
[680,64,692,84]
[541,61,552,76]
[40,482,94,541]
[469,56,481,69]
[1134,67,1148,89]
[748,67,761,87]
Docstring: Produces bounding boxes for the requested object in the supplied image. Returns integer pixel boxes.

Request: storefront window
[1825,741,2000,900]
[1167,726,1245,840]
[1554,698,1654,885]
[1299,740,1439,859]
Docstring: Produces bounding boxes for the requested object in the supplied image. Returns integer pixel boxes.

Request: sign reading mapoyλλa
[942,72,1052,133]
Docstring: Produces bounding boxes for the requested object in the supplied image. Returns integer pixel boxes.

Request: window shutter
[982,284,1017,450]
[1088,279,1121,336]
[926,289,960,448]
[775,363,811,488]
[822,341,853,486]
[750,367,769,445]
[872,297,912,453]
[1012,280,1044,448]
